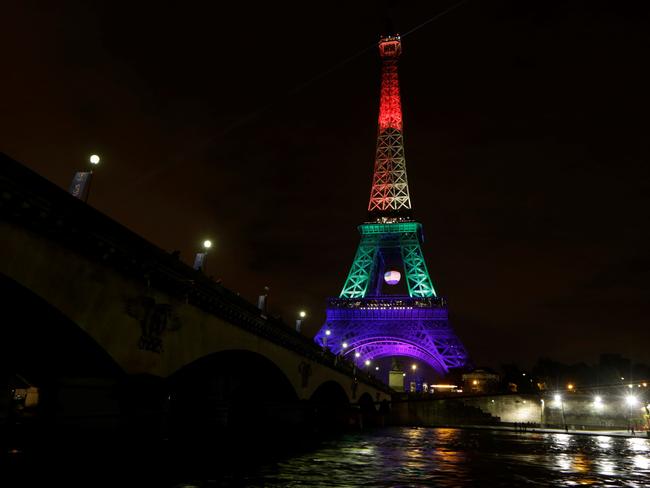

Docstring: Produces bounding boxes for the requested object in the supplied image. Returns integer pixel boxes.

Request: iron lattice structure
[314,35,468,377]
[368,36,411,217]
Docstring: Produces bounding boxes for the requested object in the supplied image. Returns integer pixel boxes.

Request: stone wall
[391,393,644,430]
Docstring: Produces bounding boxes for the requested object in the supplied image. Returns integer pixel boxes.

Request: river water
[5,426,650,486]
[201,427,650,487]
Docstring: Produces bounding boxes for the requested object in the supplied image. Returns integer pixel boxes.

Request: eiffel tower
[314,33,468,378]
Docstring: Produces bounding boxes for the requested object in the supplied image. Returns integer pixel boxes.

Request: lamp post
[411,364,418,393]
[554,394,566,431]
[85,154,100,203]
[626,395,638,433]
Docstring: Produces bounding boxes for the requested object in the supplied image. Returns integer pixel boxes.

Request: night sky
[2,1,649,369]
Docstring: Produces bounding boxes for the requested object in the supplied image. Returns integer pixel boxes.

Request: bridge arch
[0,272,126,431]
[166,349,299,439]
[309,380,350,432]
[0,273,124,383]
[310,380,350,406]
[358,392,375,413]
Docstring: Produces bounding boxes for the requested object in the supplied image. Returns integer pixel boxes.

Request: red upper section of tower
[377,35,403,132]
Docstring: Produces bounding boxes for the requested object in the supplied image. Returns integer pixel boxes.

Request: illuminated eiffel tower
[314,33,468,378]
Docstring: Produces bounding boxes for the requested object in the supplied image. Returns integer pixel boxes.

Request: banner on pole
[68,171,92,200]
[193,252,207,271]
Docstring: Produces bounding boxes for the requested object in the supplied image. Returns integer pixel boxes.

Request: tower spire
[368,34,412,220]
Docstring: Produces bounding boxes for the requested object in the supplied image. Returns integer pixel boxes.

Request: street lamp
[554,394,567,431]
[626,395,638,433]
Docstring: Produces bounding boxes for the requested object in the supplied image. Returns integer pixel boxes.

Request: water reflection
[232,428,650,487]
[551,433,571,450]
[633,454,649,471]
[595,435,611,449]
[627,437,649,453]
[598,458,616,476]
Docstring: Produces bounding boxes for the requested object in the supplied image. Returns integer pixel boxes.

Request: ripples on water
[228,428,650,487]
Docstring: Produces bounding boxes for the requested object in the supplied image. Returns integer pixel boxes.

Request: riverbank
[450,423,650,438]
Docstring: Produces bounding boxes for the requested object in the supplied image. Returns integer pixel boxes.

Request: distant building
[462,369,500,394]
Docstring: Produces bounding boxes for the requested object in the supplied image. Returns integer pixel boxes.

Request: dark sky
[2,1,650,369]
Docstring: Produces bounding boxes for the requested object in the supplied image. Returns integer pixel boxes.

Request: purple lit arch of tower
[347,338,448,374]
[314,297,468,377]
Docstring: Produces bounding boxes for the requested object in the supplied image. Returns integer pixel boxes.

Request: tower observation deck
[314,34,468,379]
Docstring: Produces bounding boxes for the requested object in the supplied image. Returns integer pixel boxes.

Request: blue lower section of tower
[314,296,468,376]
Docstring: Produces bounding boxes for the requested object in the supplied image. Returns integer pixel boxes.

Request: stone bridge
[0,153,391,440]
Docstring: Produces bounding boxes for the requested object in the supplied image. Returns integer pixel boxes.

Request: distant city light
[567,383,574,391]
[203,240,212,249]
[365,360,371,366]
[325,330,331,336]
[299,310,306,318]
[593,396,603,409]
[355,352,361,358]
[89,154,100,165]
[342,342,348,349]
[375,366,379,371]
[411,364,417,371]
[626,396,638,407]
[472,380,478,385]
[554,394,562,403]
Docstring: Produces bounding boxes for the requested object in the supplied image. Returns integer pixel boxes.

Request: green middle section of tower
[339,222,437,299]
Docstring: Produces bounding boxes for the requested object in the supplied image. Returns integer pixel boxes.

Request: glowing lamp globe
[383,269,401,285]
